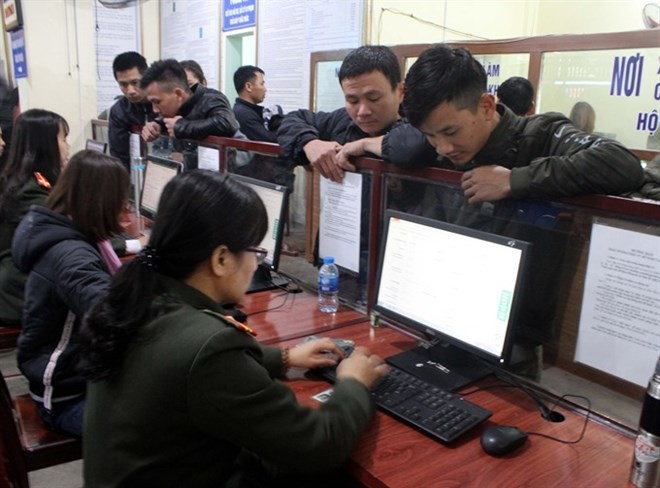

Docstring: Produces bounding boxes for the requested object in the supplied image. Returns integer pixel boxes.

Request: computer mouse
[480,425,528,456]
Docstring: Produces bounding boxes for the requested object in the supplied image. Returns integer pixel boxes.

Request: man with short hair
[390,44,643,203]
[108,51,155,170]
[140,59,238,142]
[496,76,535,116]
[233,65,276,142]
[277,45,411,183]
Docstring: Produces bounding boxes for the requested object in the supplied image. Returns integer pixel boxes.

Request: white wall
[368,0,652,44]
[17,0,98,152]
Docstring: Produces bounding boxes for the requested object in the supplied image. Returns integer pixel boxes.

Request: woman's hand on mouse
[288,338,345,369]
[336,347,388,390]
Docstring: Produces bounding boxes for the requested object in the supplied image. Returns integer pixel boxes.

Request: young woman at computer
[79,170,388,486]
[11,150,129,436]
[0,108,70,326]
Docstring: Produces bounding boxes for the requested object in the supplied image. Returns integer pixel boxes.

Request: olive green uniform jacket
[0,177,49,325]
[84,275,375,487]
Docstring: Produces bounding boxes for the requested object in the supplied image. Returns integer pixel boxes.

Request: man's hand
[141,121,161,142]
[163,116,182,137]
[335,137,382,172]
[303,140,345,183]
[461,165,512,204]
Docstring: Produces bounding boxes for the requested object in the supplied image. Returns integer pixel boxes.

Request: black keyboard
[316,349,492,443]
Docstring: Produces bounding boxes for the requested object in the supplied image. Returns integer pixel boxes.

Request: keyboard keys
[316,355,492,443]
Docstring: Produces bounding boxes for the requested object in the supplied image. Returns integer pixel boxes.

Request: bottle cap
[322,256,335,264]
[655,355,660,376]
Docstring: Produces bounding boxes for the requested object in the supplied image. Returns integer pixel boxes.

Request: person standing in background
[496,76,535,116]
[233,65,277,143]
[108,52,156,171]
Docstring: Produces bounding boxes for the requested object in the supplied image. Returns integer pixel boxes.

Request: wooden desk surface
[239,289,366,345]
[278,323,636,488]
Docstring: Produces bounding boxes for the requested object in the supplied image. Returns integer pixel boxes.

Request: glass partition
[382,172,659,428]
[538,48,658,151]
[472,53,530,96]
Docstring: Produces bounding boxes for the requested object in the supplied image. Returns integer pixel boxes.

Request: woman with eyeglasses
[79,170,387,487]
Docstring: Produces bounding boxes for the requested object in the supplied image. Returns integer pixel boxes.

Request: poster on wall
[257,0,364,113]
[94,0,140,116]
[2,0,23,32]
[575,221,660,386]
[222,0,255,32]
[10,28,26,79]
[161,0,220,89]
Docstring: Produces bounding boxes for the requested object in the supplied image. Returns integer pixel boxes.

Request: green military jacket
[0,177,50,324]
[84,274,375,487]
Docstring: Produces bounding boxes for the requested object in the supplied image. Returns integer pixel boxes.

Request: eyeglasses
[245,246,268,265]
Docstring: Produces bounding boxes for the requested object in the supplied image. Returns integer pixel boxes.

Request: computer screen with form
[374,210,530,392]
[231,174,289,292]
[140,156,183,220]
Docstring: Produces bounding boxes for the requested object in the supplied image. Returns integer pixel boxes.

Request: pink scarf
[97,240,122,275]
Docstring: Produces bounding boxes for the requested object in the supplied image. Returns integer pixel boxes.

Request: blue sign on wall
[223,0,256,32]
[11,28,27,79]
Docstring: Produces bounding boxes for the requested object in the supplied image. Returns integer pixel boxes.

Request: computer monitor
[373,210,530,391]
[231,174,289,293]
[139,155,184,220]
[85,139,107,154]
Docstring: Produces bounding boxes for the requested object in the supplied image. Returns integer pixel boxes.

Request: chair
[0,372,82,488]
[0,326,20,350]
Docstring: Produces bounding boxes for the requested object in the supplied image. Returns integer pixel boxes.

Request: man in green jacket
[384,44,644,203]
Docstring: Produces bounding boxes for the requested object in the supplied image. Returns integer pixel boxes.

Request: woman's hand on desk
[337,347,388,390]
[289,337,345,369]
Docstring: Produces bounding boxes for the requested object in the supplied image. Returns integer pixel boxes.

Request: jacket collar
[156,273,225,313]
[469,103,520,168]
[235,97,264,116]
[178,84,205,118]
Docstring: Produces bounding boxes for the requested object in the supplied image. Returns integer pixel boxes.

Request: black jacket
[277,107,407,164]
[174,85,239,140]
[108,97,155,170]
[233,98,277,143]
[383,104,645,199]
[12,206,111,404]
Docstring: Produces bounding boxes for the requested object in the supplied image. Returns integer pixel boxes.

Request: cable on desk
[526,394,592,444]
[248,289,296,316]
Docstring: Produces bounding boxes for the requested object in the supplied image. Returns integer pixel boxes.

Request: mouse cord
[526,394,592,444]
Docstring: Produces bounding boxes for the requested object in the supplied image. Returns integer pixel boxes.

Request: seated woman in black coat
[12,150,129,436]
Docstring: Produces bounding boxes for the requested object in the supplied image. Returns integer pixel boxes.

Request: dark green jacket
[0,177,49,325]
[84,275,375,487]
[383,104,644,199]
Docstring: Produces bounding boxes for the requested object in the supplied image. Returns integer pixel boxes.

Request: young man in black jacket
[233,65,277,143]
[108,52,156,171]
[140,59,239,142]
[389,44,644,203]
[277,45,406,183]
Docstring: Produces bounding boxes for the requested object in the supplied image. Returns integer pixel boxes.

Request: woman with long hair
[80,170,387,486]
[12,150,129,436]
[0,109,69,326]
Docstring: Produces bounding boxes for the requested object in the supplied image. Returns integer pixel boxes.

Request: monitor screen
[230,174,289,292]
[85,139,107,154]
[139,156,183,220]
[374,210,530,390]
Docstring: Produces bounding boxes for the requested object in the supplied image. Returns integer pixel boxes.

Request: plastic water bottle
[630,355,660,488]
[318,256,339,313]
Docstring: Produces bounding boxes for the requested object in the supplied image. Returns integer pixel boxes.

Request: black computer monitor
[231,174,289,293]
[373,210,530,391]
[140,155,184,220]
[85,139,107,154]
